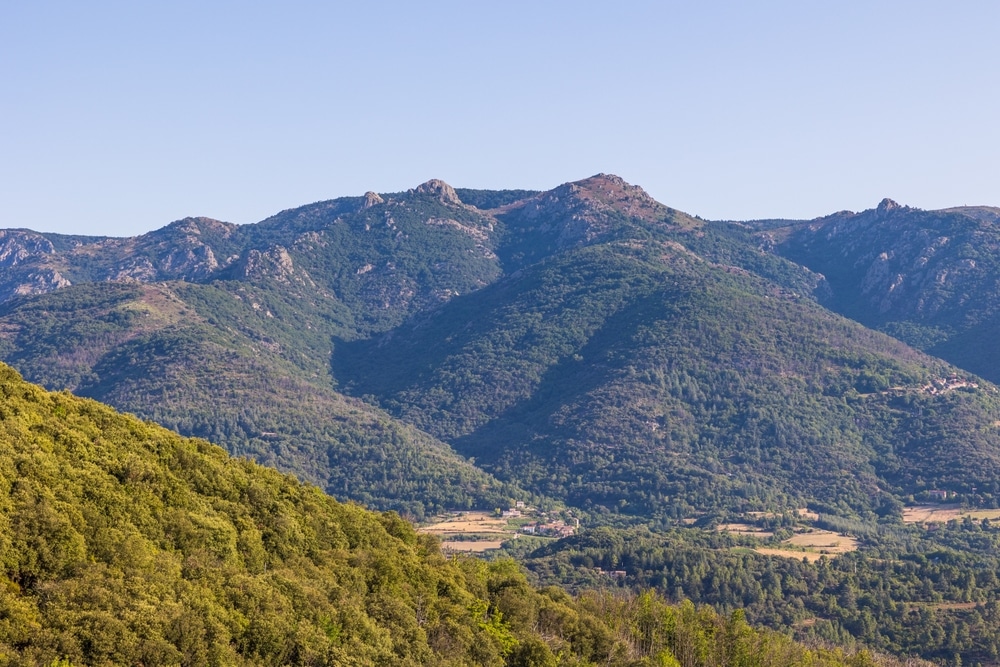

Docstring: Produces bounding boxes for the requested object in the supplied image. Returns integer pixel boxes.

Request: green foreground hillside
[0,363,883,667]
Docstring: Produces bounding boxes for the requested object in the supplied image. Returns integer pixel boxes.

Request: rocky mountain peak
[583,173,631,189]
[414,179,462,205]
[0,230,57,268]
[164,216,237,238]
[564,173,670,224]
[876,198,903,217]
[362,191,385,209]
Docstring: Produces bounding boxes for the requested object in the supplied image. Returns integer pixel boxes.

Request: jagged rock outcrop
[224,245,315,287]
[876,198,910,219]
[2,269,71,301]
[361,191,384,209]
[0,230,56,268]
[413,179,462,205]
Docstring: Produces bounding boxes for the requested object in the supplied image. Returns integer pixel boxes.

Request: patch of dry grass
[785,529,858,554]
[439,540,507,553]
[755,548,825,563]
[754,528,857,562]
[716,523,774,538]
[901,505,1000,524]
[418,512,508,535]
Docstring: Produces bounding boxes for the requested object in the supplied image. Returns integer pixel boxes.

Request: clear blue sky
[3,1,999,236]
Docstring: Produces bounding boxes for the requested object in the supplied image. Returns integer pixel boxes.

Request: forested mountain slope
[0,174,820,519]
[334,236,1000,518]
[2,175,1000,525]
[0,362,880,667]
[516,522,1000,664]
[767,200,1000,383]
[0,280,514,519]
[0,182,536,517]
[0,180,505,336]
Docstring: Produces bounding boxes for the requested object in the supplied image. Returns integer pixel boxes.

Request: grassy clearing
[755,548,825,563]
[902,505,963,523]
[902,505,1000,524]
[440,540,508,553]
[716,523,774,538]
[418,512,508,535]
[785,529,858,554]
[754,528,857,562]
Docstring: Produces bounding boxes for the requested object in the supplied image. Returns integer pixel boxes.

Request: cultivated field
[418,511,519,553]
[754,528,857,562]
[755,548,825,563]
[418,512,509,535]
[440,540,508,553]
[902,505,1000,524]
[784,529,858,553]
[795,508,820,521]
[716,523,774,538]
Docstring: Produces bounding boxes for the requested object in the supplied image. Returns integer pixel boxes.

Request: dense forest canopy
[0,362,893,667]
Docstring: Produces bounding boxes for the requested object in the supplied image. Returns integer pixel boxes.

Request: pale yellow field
[754,528,857,562]
[902,505,963,523]
[784,529,858,554]
[755,548,825,563]
[418,512,508,535]
[901,505,1000,524]
[440,540,506,552]
[716,523,774,538]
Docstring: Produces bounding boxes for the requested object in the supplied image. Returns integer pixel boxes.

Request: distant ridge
[2,177,1000,522]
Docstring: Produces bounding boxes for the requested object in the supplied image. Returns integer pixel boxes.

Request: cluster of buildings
[520,519,577,538]
[500,501,579,538]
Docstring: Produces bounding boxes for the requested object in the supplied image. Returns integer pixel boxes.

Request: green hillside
[335,238,1000,518]
[0,282,516,518]
[0,363,875,667]
[3,175,1000,526]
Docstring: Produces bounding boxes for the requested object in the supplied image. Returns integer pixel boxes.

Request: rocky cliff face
[769,201,1000,380]
[775,201,1000,323]
[0,217,244,300]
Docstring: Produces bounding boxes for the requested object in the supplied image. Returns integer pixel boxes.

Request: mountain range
[2,176,1000,523]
